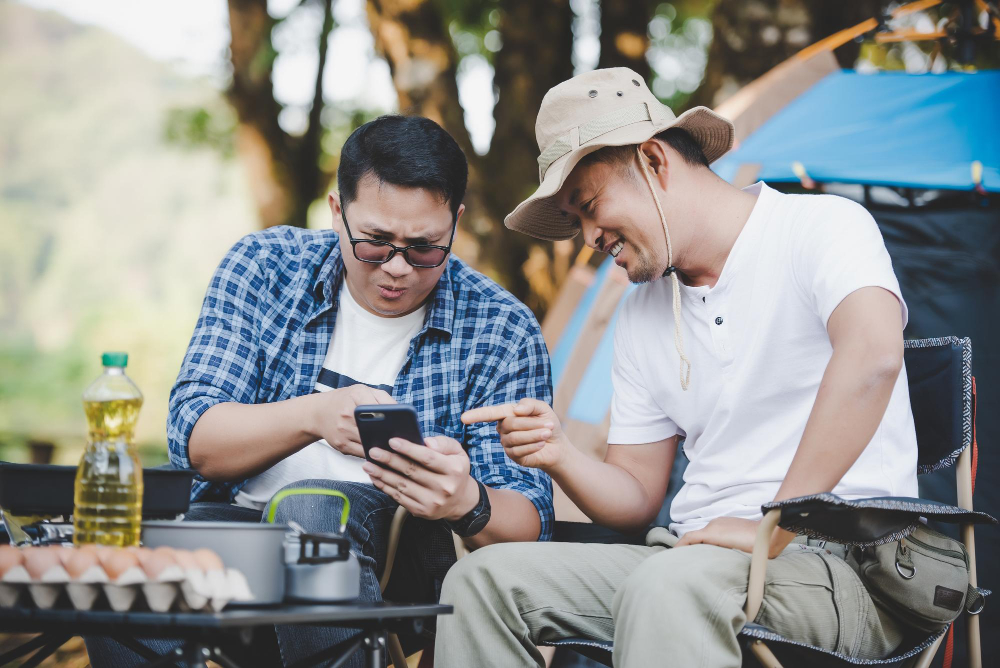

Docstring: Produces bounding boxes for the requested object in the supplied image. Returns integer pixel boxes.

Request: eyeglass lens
[353,241,448,267]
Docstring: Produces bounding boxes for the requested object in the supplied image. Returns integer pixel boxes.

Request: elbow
[613,505,661,535]
[870,342,903,384]
[857,340,903,390]
[187,439,215,480]
[187,431,229,482]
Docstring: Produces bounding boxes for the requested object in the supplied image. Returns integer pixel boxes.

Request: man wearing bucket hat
[437,68,916,666]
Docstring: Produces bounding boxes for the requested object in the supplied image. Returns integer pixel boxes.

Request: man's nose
[583,223,604,251]
[381,251,413,278]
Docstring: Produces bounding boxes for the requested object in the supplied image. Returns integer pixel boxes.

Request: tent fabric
[713,70,1000,192]
[566,282,635,424]
[550,258,613,390]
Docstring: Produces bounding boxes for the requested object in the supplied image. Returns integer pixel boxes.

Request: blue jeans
[85,479,456,667]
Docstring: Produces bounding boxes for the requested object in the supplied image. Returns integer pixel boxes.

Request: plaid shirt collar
[309,239,455,339]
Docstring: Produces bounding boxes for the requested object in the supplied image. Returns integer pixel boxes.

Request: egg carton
[0,544,253,613]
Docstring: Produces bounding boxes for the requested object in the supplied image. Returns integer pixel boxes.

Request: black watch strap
[446,480,492,537]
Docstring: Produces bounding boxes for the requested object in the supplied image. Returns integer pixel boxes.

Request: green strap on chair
[266,488,351,533]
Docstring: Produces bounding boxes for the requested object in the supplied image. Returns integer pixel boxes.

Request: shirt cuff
[819,282,908,329]
[169,394,226,469]
[607,422,679,445]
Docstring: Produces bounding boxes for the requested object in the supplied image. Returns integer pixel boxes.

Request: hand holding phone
[358,408,480,525]
[355,404,424,466]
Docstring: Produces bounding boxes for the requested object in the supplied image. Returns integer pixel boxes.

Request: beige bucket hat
[505,67,735,241]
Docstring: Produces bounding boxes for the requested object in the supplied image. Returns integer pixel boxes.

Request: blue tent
[713,70,1000,192]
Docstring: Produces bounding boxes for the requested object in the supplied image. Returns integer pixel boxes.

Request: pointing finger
[461,404,517,425]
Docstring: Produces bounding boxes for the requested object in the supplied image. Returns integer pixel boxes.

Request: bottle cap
[101,352,128,367]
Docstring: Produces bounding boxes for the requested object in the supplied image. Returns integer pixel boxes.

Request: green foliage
[0,4,257,465]
[648,0,715,109]
[443,0,501,62]
[163,104,237,157]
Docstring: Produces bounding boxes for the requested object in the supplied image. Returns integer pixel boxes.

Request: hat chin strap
[637,148,691,391]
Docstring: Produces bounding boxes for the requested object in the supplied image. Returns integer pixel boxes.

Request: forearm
[463,487,542,549]
[776,345,902,503]
[548,446,661,533]
[187,394,322,481]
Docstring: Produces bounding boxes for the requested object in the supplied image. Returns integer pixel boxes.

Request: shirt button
[715,317,724,325]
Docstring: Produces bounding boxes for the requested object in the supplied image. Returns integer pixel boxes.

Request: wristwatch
[446,480,492,537]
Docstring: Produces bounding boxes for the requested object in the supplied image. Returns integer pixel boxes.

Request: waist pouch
[847,525,981,632]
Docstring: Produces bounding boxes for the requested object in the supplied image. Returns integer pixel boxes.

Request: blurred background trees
[1,0,996,463]
[221,0,994,312]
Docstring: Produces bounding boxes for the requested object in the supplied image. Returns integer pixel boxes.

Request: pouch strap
[966,585,987,615]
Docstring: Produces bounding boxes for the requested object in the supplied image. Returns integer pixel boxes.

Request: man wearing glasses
[88,116,553,668]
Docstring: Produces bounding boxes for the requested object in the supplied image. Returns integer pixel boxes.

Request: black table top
[0,601,452,630]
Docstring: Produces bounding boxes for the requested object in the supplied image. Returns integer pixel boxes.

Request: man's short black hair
[338,115,468,220]
[578,127,710,180]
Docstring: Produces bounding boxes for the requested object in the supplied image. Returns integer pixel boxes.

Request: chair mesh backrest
[903,337,973,474]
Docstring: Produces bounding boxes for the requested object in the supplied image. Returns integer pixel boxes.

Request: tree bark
[598,0,653,80]
[226,0,335,228]
[366,0,493,267]
[483,0,575,311]
[291,0,335,227]
[365,0,478,166]
[689,0,883,110]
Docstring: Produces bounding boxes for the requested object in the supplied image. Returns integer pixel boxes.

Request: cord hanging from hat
[637,147,691,391]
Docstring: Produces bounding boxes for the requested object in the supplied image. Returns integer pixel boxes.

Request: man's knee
[614,545,749,615]
[441,543,537,605]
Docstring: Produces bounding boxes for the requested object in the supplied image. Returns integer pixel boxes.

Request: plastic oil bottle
[73,352,144,546]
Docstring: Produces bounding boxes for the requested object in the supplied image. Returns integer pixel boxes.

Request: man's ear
[454,203,466,227]
[329,192,343,233]
[638,138,670,191]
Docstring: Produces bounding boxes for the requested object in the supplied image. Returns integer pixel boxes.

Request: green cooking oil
[73,352,144,546]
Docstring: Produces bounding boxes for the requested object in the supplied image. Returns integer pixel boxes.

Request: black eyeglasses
[340,210,455,268]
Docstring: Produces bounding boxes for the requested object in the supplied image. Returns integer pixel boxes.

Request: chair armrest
[744,509,781,622]
[380,506,411,592]
[552,521,650,545]
[761,493,996,548]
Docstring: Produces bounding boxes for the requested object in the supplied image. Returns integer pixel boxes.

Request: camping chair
[545,336,996,667]
[379,506,470,668]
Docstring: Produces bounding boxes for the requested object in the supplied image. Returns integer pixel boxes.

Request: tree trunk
[689,0,883,110]
[226,0,335,228]
[365,0,478,162]
[291,0,335,227]
[483,0,575,311]
[366,0,493,267]
[598,0,653,80]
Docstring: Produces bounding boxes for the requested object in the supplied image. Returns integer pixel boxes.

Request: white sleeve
[793,196,908,328]
[606,300,679,445]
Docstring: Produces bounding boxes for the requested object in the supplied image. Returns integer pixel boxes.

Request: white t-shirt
[234,283,427,511]
[607,182,918,536]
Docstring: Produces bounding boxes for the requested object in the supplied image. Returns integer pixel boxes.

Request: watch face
[451,480,491,537]
[464,510,491,536]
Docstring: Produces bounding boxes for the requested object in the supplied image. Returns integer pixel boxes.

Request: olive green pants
[435,529,905,668]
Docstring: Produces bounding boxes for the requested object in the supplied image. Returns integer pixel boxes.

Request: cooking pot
[142,520,289,605]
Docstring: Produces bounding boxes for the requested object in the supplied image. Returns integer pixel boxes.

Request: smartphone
[355,404,424,466]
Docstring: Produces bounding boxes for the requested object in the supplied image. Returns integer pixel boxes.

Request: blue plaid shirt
[168,227,555,539]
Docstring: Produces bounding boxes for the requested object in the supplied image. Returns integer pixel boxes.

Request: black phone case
[355,404,424,465]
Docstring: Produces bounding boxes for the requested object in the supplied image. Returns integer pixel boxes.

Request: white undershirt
[608,183,918,536]
[234,283,426,511]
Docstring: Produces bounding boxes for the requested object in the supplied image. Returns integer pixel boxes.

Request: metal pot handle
[299,532,351,564]
[265,488,351,534]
